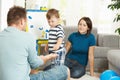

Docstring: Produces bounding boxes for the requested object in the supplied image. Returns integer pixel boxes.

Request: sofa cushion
[63,26,77,43]
[94,46,110,58]
[87,58,108,72]
[101,35,120,48]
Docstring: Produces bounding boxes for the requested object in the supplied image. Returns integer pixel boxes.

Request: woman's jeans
[30,65,68,80]
[64,58,86,78]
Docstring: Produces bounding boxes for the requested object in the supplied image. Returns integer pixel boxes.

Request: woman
[65,17,96,78]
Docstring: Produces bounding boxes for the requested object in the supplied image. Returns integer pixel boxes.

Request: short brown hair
[46,8,59,19]
[7,6,27,26]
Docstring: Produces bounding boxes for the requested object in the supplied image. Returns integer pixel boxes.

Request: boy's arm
[53,37,63,50]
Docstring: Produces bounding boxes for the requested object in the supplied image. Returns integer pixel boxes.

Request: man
[0,6,70,80]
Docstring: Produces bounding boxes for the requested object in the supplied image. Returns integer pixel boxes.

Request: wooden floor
[70,72,100,80]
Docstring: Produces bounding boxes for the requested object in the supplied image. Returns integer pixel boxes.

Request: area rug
[71,73,100,80]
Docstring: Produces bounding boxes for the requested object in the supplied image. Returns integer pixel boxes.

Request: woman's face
[78,19,89,34]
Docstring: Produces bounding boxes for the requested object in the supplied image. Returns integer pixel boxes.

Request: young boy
[45,8,66,68]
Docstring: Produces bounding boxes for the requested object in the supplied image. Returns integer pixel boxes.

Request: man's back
[0,27,38,80]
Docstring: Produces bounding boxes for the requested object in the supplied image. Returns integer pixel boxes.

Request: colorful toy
[40,7,48,11]
[41,30,45,38]
[100,70,120,80]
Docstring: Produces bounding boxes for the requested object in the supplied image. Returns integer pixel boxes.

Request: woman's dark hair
[7,6,27,26]
[78,17,92,35]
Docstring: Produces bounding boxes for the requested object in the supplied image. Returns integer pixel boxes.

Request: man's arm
[39,53,58,64]
[30,54,58,74]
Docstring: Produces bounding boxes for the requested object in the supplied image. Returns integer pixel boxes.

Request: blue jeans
[64,58,86,78]
[30,65,68,80]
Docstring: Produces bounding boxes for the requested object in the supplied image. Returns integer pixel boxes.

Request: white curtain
[0,0,14,31]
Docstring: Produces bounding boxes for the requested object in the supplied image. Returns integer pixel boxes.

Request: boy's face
[47,16,59,28]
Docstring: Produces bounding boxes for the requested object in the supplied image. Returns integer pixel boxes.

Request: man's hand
[40,53,58,64]
[48,53,58,60]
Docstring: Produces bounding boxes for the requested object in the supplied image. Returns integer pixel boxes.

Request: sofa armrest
[107,50,120,69]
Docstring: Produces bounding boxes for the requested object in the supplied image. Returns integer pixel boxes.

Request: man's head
[7,6,27,31]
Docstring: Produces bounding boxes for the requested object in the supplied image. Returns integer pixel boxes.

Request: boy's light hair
[46,8,60,19]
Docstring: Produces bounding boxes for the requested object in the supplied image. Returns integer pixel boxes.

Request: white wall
[0,0,119,35]
[14,0,24,7]
[63,0,117,34]
[0,0,14,31]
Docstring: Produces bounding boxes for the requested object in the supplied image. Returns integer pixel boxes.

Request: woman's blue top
[67,32,96,66]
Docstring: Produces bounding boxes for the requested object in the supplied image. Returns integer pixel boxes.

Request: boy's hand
[53,44,59,50]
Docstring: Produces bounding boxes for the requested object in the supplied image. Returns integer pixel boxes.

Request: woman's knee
[70,67,86,78]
